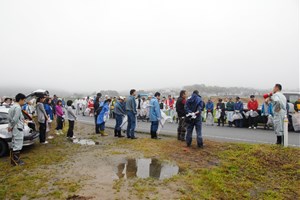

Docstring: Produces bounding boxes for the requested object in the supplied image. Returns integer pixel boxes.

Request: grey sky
[0,0,299,92]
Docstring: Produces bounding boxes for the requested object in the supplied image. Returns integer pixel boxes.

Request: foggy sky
[0,0,299,92]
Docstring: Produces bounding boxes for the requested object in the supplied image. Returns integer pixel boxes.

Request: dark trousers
[39,122,46,143]
[150,121,159,136]
[218,115,225,126]
[67,120,75,137]
[177,117,186,140]
[115,114,123,131]
[249,116,258,127]
[186,118,203,147]
[127,111,136,138]
[100,122,105,131]
[235,119,243,128]
[56,116,63,130]
[95,114,100,133]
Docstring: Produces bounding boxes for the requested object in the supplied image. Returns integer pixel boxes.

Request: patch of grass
[0,121,81,199]
[114,137,300,200]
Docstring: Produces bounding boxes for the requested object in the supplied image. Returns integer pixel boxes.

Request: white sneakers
[41,141,49,144]
[249,126,252,129]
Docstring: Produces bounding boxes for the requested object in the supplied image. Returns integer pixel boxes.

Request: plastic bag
[292,112,300,131]
[206,112,214,126]
[226,111,234,122]
[233,113,243,121]
[121,115,128,131]
[267,115,274,126]
[215,110,221,119]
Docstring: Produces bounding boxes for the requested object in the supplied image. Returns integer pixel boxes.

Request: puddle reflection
[116,158,179,180]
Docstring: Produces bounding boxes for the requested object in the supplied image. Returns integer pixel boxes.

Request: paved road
[77,115,300,147]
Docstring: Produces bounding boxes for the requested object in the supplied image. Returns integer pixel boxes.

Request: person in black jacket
[94,96,101,134]
[175,90,188,141]
[216,98,226,126]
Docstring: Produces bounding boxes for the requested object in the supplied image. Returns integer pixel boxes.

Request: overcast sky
[0,0,299,92]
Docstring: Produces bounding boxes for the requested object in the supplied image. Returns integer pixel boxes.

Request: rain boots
[114,129,118,137]
[100,130,108,136]
[10,150,25,166]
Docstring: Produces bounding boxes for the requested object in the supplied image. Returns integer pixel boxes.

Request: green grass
[0,121,81,199]
[114,138,300,200]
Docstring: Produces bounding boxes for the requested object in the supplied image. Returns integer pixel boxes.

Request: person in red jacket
[247,95,259,129]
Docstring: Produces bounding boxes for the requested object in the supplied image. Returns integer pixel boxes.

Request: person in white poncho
[265,84,287,145]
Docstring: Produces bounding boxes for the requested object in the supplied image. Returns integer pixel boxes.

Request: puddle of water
[72,138,96,145]
[115,158,179,180]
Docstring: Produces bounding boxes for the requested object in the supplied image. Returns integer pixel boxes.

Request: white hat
[119,96,125,100]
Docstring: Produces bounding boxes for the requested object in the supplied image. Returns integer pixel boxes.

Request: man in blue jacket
[126,89,138,139]
[149,92,162,139]
[185,90,204,148]
[206,98,214,117]
[234,97,244,128]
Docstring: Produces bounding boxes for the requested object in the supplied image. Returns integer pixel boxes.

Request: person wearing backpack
[114,97,126,137]
[97,99,112,136]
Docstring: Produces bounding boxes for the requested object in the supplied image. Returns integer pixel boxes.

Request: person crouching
[97,98,112,136]
[114,97,126,138]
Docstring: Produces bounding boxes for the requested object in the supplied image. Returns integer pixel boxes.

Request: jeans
[100,122,105,131]
[39,122,47,143]
[95,114,100,133]
[127,111,136,138]
[151,121,159,134]
[186,118,203,147]
[67,120,75,137]
[115,114,123,131]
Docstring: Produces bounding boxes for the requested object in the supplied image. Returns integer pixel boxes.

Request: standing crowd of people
[3,83,298,166]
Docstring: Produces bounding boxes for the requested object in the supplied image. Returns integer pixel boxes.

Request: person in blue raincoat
[206,98,214,117]
[97,98,112,136]
[149,92,162,139]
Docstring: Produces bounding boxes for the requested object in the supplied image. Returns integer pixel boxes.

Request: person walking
[8,93,27,166]
[149,92,162,139]
[185,90,204,148]
[114,97,126,138]
[66,100,77,139]
[175,90,187,141]
[36,96,49,144]
[126,89,138,139]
